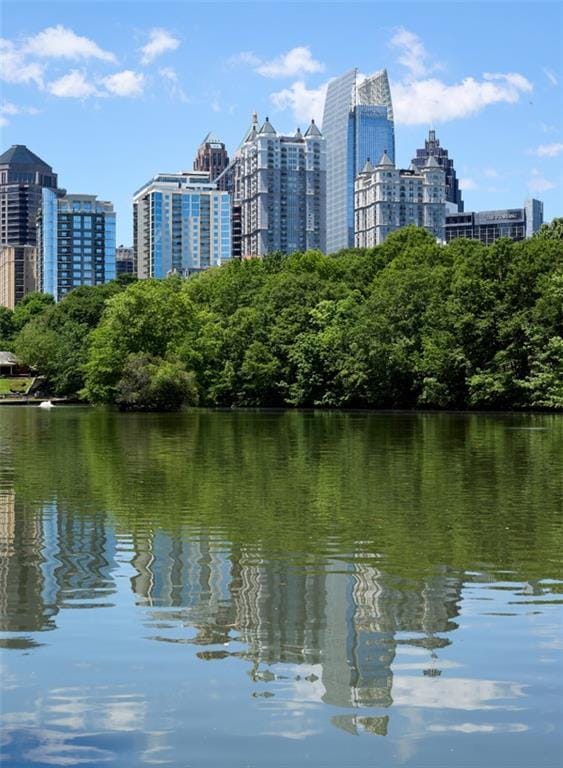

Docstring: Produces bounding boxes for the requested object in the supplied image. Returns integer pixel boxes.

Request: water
[0,408,562,767]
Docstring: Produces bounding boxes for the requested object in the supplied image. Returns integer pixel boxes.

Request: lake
[0,408,562,767]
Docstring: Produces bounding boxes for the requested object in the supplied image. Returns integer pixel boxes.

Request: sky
[1,1,562,245]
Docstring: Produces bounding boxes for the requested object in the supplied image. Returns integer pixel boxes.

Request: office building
[133,171,231,278]
[37,191,116,302]
[0,245,37,309]
[355,152,446,246]
[237,114,326,256]
[193,132,230,184]
[445,199,543,245]
[0,144,59,306]
[411,130,463,212]
[116,245,136,276]
[322,69,394,253]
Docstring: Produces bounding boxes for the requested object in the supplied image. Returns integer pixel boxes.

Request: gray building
[193,132,230,184]
[412,130,463,212]
[322,69,394,253]
[355,152,446,247]
[237,114,326,257]
[0,145,59,306]
[445,199,543,245]
[116,245,136,276]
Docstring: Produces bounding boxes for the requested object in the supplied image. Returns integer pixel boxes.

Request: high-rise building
[445,199,543,245]
[37,191,116,302]
[133,171,231,278]
[0,245,37,310]
[116,245,136,276]
[0,145,59,306]
[355,152,446,246]
[193,132,230,183]
[237,114,326,256]
[411,130,463,212]
[322,69,394,253]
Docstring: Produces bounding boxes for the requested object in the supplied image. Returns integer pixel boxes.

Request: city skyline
[1,2,561,245]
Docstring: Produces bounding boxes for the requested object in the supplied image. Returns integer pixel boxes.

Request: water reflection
[0,409,561,767]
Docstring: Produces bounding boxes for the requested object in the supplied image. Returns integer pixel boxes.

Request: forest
[2,222,562,411]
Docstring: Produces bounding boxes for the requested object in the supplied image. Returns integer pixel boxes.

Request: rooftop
[0,144,53,169]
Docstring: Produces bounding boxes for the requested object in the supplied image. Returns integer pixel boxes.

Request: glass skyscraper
[322,69,394,253]
[133,171,231,278]
[37,191,116,302]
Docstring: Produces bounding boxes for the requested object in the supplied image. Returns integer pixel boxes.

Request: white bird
[38,400,55,409]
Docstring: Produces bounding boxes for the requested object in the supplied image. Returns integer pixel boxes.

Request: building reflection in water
[129,527,462,711]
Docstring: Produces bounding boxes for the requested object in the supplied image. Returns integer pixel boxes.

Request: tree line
[1,222,561,411]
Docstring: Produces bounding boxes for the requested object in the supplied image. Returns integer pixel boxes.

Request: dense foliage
[6,226,563,410]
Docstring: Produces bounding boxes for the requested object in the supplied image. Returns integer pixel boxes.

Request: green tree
[115,353,198,411]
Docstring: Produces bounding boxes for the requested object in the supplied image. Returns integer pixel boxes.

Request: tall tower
[411,130,463,212]
[193,132,230,184]
[322,69,394,254]
[237,114,326,257]
[0,145,59,307]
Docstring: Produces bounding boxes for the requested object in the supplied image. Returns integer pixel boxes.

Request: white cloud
[0,101,40,124]
[0,39,44,86]
[102,70,145,97]
[140,28,180,65]
[47,70,99,98]
[158,67,189,102]
[530,142,563,158]
[529,169,556,193]
[542,67,558,87]
[270,80,328,124]
[389,27,438,79]
[24,25,116,62]
[484,167,499,178]
[392,72,533,125]
[236,46,324,79]
[459,178,478,191]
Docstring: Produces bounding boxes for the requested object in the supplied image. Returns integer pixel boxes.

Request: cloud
[0,101,40,125]
[233,46,324,79]
[388,27,439,79]
[270,80,328,124]
[0,39,44,86]
[47,70,99,98]
[24,25,116,62]
[102,70,145,97]
[140,28,180,64]
[459,178,478,191]
[542,67,558,87]
[392,72,533,125]
[529,169,556,193]
[530,142,563,158]
[158,67,189,102]
[483,167,499,178]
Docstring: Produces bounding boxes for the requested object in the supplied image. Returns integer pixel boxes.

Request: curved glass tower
[322,68,394,254]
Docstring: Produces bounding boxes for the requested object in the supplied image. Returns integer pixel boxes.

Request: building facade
[322,69,394,253]
[133,171,231,278]
[445,199,543,245]
[193,132,230,184]
[0,145,59,306]
[0,245,37,310]
[411,130,463,212]
[116,245,136,276]
[237,114,326,257]
[37,191,116,302]
[355,152,446,247]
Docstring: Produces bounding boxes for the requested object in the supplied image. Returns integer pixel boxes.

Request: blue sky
[2,1,562,245]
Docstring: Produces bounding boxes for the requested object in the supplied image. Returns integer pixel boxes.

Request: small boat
[38,400,55,409]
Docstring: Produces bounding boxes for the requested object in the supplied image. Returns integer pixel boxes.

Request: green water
[0,408,562,767]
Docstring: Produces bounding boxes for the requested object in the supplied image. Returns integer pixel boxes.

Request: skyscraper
[193,132,230,184]
[0,145,59,306]
[322,69,394,253]
[411,130,463,212]
[37,191,116,302]
[133,171,231,278]
[355,152,446,246]
[237,114,326,256]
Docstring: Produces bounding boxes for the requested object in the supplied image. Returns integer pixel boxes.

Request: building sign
[476,210,522,224]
